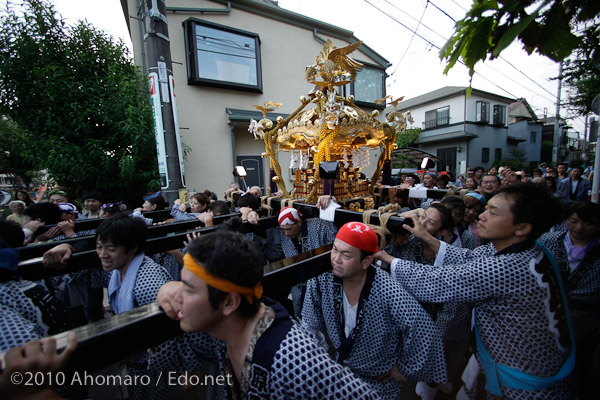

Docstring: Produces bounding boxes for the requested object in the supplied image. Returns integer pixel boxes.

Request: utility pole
[552,61,563,165]
[141,0,185,206]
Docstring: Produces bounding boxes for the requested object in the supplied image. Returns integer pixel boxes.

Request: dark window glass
[482,147,490,163]
[476,101,489,123]
[184,18,262,92]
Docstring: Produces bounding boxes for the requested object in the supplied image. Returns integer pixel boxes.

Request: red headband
[336,222,379,253]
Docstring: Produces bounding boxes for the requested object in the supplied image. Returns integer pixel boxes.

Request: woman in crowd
[170,192,209,221]
[463,177,477,191]
[462,192,486,246]
[80,190,104,219]
[6,200,29,227]
[539,201,600,399]
[15,189,35,206]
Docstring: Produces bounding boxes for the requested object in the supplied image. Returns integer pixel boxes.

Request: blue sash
[474,242,575,396]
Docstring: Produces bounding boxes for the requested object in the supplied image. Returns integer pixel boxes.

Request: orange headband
[183,253,263,304]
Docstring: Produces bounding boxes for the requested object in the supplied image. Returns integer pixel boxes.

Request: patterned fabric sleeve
[300,276,328,348]
[389,282,448,383]
[131,210,154,226]
[139,332,227,400]
[68,269,101,287]
[460,229,478,250]
[317,219,338,244]
[87,268,111,289]
[170,204,199,221]
[391,247,513,304]
[270,324,380,399]
[0,305,43,351]
[132,258,173,307]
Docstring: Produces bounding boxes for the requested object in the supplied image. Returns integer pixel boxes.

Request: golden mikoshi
[249,39,413,203]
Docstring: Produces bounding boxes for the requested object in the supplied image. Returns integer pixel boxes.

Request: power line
[420,0,557,101]
[364,0,521,99]
[388,1,429,80]
[364,0,440,51]
[497,57,556,98]
[383,0,449,43]
[428,0,455,22]
[451,0,468,12]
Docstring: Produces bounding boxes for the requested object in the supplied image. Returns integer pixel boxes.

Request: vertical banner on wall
[149,72,168,188]
[169,75,186,187]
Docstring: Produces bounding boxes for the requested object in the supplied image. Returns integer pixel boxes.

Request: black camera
[387,216,414,235]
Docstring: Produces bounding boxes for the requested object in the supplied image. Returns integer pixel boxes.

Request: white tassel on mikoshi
[342,147,349,169]
[289,150,299,170]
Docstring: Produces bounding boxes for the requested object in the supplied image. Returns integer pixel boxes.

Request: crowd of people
[0,163,598,400]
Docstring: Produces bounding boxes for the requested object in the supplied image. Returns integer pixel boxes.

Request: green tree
[0,0,158,205]
[0,115,41,187]
[561,26,600,115]
[441,0,599,84]
[396,127,421,148]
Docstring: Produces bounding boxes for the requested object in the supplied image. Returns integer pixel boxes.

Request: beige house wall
[125,0,384,196]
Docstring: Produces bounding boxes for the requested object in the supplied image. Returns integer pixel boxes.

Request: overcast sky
[4,0,588,137]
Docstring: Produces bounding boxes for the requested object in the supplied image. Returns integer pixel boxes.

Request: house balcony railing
[423,116,450,129]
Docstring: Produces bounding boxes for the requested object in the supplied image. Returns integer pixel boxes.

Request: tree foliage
[561,26,600,115]
[396,127,422,148]
[0,116,42,187]
[441,0,600,84]
[0,0,158,205]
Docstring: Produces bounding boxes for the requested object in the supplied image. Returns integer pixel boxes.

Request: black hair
[82,189,104,203]
[15,189,34,206]
[24,202,62,225]
[186,230,263,318]
[571,165,584,173]
[428,203,455,231]
[100,202,127,217]
[404,173,420,184]
[191,192,210,208]
[147,194,166,210]
[565,201,600,226]
[440,195,466,219]
[437,174,450,185]
[236,193,261,210]
[0,220,25,248]
[208,200,231,216]
[495,183,560,240]
[360,249,375,261]
[96,213,147,254]
[204,189,218,201]
[473,166,484,173]
[544,176,557,191]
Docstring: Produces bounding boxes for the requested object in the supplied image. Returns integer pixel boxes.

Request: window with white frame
[184,18,262,92]
[476,101,489,123]
[424,106,450,129]
[343,63,386,108]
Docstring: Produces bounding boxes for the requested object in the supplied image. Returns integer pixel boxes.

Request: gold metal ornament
[249,40,412,203]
